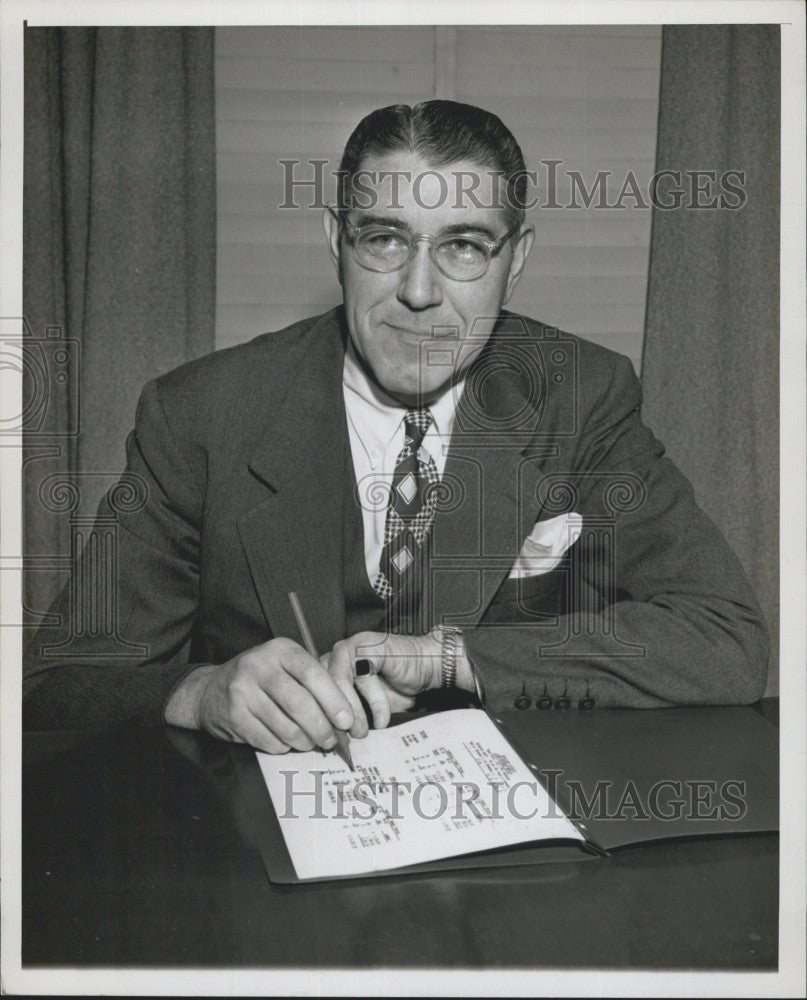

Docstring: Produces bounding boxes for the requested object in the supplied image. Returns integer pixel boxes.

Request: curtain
[641,26,779,693]
[23,27,216,625]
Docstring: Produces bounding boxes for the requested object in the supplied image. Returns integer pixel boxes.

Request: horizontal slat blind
[453,26,661,371]
[215,25,661,371]
[215,26,434,348]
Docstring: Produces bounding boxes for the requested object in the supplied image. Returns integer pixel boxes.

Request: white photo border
[1,1,804,997]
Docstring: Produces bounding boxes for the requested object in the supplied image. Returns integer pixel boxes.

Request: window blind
[215,25,661,372]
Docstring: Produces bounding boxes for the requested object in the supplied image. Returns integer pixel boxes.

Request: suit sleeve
[23,379,207,729]
[463,353,770,711]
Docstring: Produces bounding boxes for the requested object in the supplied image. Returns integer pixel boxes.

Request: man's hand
[324,631,444,732]
[164,638,363,754]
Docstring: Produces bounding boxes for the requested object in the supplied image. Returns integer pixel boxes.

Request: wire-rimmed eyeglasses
[332,208,521,282]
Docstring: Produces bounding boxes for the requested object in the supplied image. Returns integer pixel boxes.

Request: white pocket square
[508,512,583,580]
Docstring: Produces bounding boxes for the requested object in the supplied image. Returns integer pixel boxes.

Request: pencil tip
[334,730,354,770]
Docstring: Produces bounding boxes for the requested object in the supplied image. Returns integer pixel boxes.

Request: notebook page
[256,708,582,879]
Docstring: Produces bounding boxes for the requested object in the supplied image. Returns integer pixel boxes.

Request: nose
[395,240,443,310]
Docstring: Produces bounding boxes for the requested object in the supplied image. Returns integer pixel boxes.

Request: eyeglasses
[333,209,521,282]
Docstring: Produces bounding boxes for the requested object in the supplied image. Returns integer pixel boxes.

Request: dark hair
[338,100,529,226]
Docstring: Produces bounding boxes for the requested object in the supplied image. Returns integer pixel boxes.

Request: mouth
[382,322,455,340]
[383,322,430,337]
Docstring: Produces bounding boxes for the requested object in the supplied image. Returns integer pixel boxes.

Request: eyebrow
[347,213,501,241]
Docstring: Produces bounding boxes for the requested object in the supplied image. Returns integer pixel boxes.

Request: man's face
[323,151,534,405]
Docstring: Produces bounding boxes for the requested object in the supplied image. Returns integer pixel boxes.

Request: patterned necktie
[373,408,439,634]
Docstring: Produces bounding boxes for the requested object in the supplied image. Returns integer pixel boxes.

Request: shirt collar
[342,338,463,461]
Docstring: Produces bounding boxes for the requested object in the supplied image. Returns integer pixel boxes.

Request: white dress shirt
[342,339,464,584]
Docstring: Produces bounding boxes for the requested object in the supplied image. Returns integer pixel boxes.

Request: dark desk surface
[23,704,778,969]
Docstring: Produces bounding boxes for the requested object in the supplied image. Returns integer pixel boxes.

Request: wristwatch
[431,624,463,689]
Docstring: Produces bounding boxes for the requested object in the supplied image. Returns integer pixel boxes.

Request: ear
[322,207,344,285]
[503,224,535,304]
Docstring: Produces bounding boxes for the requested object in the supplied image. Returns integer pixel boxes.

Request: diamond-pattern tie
[373,408,439,633]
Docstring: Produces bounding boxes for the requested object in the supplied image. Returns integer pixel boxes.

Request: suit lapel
[236,310,569,643]
[430,316,560,628]
[237,312,349,653]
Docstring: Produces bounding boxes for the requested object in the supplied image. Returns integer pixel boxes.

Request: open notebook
[232,703,778,884]
[239,708,601,882]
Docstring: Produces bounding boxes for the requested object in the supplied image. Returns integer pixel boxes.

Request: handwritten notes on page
[256,708,583,879]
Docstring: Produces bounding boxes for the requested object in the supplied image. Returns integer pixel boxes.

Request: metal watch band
[433,625,462,689]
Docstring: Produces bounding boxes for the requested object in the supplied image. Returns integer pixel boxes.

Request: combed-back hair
[338,100,529,226]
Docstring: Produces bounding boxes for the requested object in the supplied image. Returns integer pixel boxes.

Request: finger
[280,644,355,733]
[332,674,368,739]
[215,654,315,751]
[351,631,393,674]
[319,648,365,728]
[247,688,319,752]
[210,679,310,753]
[355,658,375,677]
[233,710,293,755]
[327,644,370,739]
[385,688,417,713]
[264,669,349,751]
[355,673,393,731]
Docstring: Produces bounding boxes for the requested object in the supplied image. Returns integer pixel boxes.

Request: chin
[360,347,450,403]
[369,369,420,402]
[396,380,448,406]
[382,379,422,404]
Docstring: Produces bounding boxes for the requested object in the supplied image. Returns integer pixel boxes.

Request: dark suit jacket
[23,307,769,728]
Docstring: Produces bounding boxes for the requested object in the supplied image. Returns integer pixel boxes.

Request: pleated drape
[23,26,216,625]
[642,26,779,692]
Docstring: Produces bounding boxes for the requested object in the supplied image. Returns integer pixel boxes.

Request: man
[23,101,769,753]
